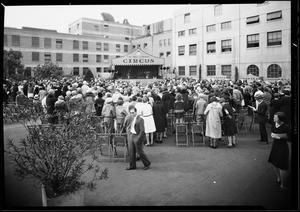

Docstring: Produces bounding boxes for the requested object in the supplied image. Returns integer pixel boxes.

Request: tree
[3,49,24,79]
[83,68,94,82]
[34,62,63,80]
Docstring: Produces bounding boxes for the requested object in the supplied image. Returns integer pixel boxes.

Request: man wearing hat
[249,93,269,144]
[194,93,207,125]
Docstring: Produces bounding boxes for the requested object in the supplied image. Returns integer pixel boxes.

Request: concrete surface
[3,120,297,210]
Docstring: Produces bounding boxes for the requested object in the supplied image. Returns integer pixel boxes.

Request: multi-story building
[4,13,142,79]
[173,2,291,81]
[131,18,174,78]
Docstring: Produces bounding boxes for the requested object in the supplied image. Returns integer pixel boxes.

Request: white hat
[105,97,113,104]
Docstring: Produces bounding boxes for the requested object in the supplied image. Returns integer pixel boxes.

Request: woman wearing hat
[204,97,223,148]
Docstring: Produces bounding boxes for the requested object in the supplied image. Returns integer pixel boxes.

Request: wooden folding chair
[175,123,188,147]
[111,133,127,162]
[95,133,112,162]
[191,122,205,147]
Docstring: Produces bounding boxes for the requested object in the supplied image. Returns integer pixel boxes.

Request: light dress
[140,103,156,133]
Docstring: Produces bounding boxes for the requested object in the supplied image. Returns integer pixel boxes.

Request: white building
[173,2,291,81]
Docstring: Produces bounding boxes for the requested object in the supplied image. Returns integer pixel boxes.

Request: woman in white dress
[140,96,156,146]
[204,97,223,148]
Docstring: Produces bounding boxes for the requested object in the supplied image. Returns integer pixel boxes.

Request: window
[73,67,79,75]
[246,15,259,24]
[178,30,185,37]
[73,54,79,62]
[104,55,109,62]
[247,65,259,76]
[189,28,197,35]
[125,37,129,40]
[56,53,63,62]
[116,44,120,52]
[166,51,171,57]
[104,43,109,51]
[178,66,185,76]
[12,35,20,46]
[103,67,110,72]
[83,67,89,76]
[44,38,51,48]
[267,31,282,46]
[96,55,101,62]
[104,24,109,30]
[32,37,39,47]
[132,45,136,49]
[56,39,63,49]
[221,65,231,77]
[137,44,141,48]
[73,40,79,49]
[207,42,216,53]
[207,24,216,32]
[178,45,185,56]
[189,66,197,76]
[221,21,231,29]
[144,43,148,48]
[267,11,282,21]
[4,34,7,46]
[207,65,216,76]
[184,13,190,23]
[32,52,39,61]
[44,53,51,63]
[69,28,71,33]
[116,55,120,58]
[267,64,282,78]
[96,67,102,73]
[214,5,222,16]
[124,45,128,52]
[159,52,164,57]
[221,39,232,52]
[159,40,162,47]
[168,38,171,46]
[83,54,88,62]
[83,41,88,50]
[247,34,259,48]
[94,25,99,31]
[189,44,197,55]
[96,42,101,51]
[164,40,167,46]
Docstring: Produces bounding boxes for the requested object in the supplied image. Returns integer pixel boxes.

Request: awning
[111,48,165,66]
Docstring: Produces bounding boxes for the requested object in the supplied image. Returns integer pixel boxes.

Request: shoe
[159,140,163,143]
[209,144,214,148]
[145,144,150,146]
[276,187,286,192]
[227,145,233,148]
[126,167,136,170]
[136,156,140,161]
[144,163,151,170]
[260,141,269,145]
[276,180,281,186]
[213,145,218,149]
[163,134,167,138]
[154,140,159,143]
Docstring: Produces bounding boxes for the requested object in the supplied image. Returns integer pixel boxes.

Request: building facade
[4,14,142,79]
[173,2,291,81]
[131,18,174,78]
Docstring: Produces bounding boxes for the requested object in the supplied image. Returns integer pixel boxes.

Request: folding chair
[249,113,259,132]
[236,114,248,133]
[96,133,112,162]
[175,123,188,147]
[111,133,127,162]
[191,122,205,147]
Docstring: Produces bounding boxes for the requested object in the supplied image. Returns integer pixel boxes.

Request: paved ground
[3,119,297,210]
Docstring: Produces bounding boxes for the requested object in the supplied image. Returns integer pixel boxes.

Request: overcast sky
[4,5,191,33]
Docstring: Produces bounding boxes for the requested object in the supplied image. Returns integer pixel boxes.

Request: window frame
[56,39,63,49]
[73,67,79,76]
[82,41,89,50]
[221,39,232,52]
[32,37,40,47]
[207,65,216,76]
[206,24,216,32]
[178,66,185,76]
[178,45,185,56]
[221,21,231,30]
[96,55,101,63]
[247,65,259,76]
[267,31,282,46]
[189,28,197,35]
[247,33,260,48]
[73,53,79,62]
[189,44,197,56]
[73,40,79,49]
[221,65,232,77]
[56,53,63,62]
[246,15,260,25]
[124,45,128,52]
[214,5,222,16]
[184,13,190,23]
[207,41,216,53]
[267,11,282,21]
[32,52,39,62]
[12,35,20,46]
[178,30,185,37]
[44,38,51,48]
[104,43,109,51]
[44,52,52,63]
[189,66,197,76]
[83,54,89,62]
[267,64,282,78]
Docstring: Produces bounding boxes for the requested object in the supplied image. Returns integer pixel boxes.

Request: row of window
[178,30,282,56]
[4,35,129,53]
[177,64,282,78]
[159,38,171,47]
[31,52,113,63]
[72,67,110,76]
[159,51,171,58]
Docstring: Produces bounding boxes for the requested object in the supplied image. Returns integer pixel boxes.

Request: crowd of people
[3,76,292,182]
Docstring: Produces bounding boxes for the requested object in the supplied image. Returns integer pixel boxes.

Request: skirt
[142,115,156,133]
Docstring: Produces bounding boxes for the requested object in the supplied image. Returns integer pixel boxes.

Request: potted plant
[4,103,109,206]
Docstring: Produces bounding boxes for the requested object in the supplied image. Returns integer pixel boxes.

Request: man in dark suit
[123,105,151,170]
[249,93,269,144]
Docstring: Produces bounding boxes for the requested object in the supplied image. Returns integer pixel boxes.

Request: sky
[4,5,191,33]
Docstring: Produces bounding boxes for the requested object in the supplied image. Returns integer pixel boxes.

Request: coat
[204,102,223,139]
[255,100,269,123]
[152,101,167,132]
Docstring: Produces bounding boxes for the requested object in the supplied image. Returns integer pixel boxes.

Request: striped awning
[111,48,164,66]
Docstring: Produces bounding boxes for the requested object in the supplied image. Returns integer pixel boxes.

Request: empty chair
[191,122,205,147]
[175,123,188,147]
[96,132,112,162]
[111,133,127,162]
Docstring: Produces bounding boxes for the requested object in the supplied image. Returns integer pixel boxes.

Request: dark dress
[222,103,237,136]
[268,123,290,170]
[152,101,167,132]
[280,96,291,126]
